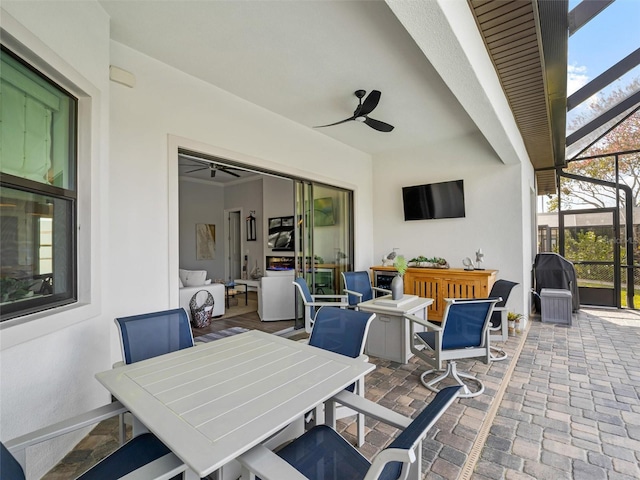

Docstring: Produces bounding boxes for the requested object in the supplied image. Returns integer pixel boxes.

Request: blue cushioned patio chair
[406,297,500,398]
[308,306,375,447]
[114,307,195,442]
[341,271,391,309]
[486,280,519,361]
[115,307,195,365]
[237,385,461,480]
[1,402,185,480]
[293,277,348,333]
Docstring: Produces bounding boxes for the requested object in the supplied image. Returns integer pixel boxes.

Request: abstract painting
[196,223,216,260]
[314,197,335,226]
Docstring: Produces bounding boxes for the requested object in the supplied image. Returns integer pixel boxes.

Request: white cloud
[567,64,589,95]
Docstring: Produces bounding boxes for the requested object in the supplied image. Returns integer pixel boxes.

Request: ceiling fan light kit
[315,89,394,132]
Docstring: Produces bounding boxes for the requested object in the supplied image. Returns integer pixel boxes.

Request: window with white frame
[0,46,77,321]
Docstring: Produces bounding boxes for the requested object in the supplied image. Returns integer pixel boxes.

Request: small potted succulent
[507,312,523,336]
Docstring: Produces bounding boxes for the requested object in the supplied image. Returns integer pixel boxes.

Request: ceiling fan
[315,89,394,132]
[179,158,242,178]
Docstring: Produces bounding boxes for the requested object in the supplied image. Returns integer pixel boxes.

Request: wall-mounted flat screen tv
[402,180,465,220]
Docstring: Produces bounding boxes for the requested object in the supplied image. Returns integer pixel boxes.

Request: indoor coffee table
[224,283,239,309]
[233,279,260,305]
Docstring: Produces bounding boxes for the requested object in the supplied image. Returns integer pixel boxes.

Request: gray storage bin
[541,288,572,325]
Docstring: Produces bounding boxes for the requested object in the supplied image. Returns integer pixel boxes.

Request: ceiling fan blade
[221,168,241,178]
[179,156,209,166]
[356,90,381,116]
[184,167,207,173]
[313,117,355,128]
[364,117,394,132]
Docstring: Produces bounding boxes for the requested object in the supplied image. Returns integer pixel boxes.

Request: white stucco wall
[178,178,226,280]
[0,4,373,478]
[0,2,111,478]
[108,41,374,380]
[372,132,533,317]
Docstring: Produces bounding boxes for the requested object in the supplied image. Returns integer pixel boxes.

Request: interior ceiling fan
[179,157,242,178]
[315,89,394,132]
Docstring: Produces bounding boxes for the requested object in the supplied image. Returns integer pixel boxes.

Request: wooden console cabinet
[370,266,497,322]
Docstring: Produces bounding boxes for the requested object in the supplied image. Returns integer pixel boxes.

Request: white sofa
[258,269,296,321]
[178,269,225,321]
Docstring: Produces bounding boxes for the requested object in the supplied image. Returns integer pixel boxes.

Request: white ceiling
[99,0,479,158]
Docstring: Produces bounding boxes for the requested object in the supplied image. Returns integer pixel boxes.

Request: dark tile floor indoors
[41,305,640,479]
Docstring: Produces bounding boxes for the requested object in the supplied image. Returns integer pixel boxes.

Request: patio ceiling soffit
[468,0,569,195]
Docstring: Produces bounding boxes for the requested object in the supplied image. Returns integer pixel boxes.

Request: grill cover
[533,253,580,312]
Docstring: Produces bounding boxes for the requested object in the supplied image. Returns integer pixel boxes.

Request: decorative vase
[391,275,404,300]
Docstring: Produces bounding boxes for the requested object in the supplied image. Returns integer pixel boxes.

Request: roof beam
[566,89,640,146]
[568,0,614,35]
[537,0,569,166]
[568,48,640,110]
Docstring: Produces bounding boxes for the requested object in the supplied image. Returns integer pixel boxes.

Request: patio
[42,307,640,479]
[344,307,640,479]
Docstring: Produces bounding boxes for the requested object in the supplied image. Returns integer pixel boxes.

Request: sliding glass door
[294,181,353,329]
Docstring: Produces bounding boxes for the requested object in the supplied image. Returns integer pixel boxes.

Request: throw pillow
[179,269,208,287]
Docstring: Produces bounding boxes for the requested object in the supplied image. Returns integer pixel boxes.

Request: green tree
[565,230,615,284]
[547,78,640,212]
[564,230,613,262]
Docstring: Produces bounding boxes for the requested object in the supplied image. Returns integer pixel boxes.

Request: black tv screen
[402,180,465,220]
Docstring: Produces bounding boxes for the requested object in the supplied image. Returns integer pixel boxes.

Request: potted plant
[391,255,407,300]
[507,311,523,336]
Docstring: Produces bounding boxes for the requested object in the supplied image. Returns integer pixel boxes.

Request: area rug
[194,327,249,343]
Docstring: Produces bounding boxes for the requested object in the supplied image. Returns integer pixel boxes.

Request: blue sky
[566,0,640,129]
[567,0,640,94]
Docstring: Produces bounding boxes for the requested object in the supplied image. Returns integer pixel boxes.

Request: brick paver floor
[472,308,640,480]
[336,318,527,479]
[337,308,640,480]
[44,307,640,479]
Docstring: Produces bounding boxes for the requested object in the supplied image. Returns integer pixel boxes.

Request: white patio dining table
[96,329,375,478]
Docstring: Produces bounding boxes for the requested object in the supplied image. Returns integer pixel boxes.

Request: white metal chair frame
[237,386,462,480]
[305,307,376,447]
[3,402,186,480]
[486,279,519,362]
[487,305,509,361]
[293,278,348,333]
[406,297,499,398]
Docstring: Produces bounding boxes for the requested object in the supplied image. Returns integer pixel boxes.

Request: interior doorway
[175,144,355,329]
[226,209,242,282]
